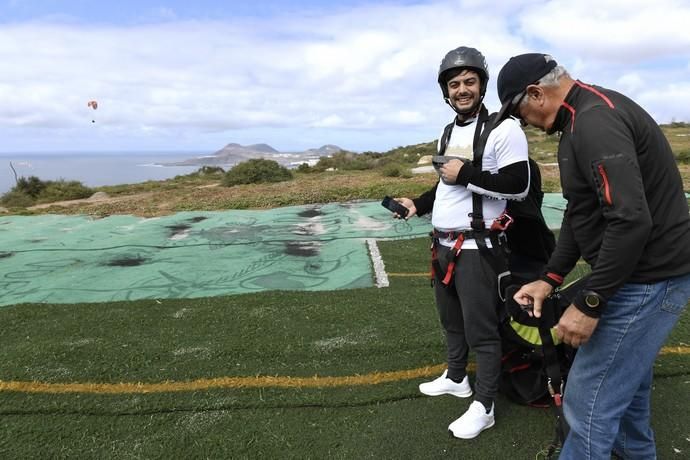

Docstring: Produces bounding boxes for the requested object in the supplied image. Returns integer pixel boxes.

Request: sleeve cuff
[540,272,564,288]
[412,198,428,216]
[454,159,473,186]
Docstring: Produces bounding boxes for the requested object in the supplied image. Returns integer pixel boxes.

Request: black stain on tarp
[104,256,149,267]
[165,217,207,238]
[0,251,14,259]
[166,223,192,238]
[305,262,321,271]
[298,208,322,218]
[285,242,320,257]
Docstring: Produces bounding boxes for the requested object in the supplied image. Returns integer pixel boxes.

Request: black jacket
[545,81,690,304]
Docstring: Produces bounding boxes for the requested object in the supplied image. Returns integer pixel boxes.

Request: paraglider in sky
[87,100,98,123]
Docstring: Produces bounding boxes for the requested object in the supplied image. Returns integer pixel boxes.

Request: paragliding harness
[431,107,578,457]
[502,277,588,458]
[431,106,555,291]
[430,106,513,291]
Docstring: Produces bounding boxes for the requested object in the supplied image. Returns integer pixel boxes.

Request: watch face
[585,294,600,308]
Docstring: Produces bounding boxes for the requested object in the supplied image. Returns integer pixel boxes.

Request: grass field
[1,236,688,459]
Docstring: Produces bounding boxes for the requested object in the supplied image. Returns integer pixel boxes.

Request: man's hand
[512,280,553,318]
[556,305,599,348]
[440,159,464,184]
[394,197,417,219]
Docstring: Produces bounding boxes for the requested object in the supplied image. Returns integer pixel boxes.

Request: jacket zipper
[597,164,613,206]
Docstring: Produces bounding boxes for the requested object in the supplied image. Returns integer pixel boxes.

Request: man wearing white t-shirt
[396,46,529,439]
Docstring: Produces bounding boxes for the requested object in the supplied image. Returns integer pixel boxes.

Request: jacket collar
[548,81,581,134]
[549,80,615,135]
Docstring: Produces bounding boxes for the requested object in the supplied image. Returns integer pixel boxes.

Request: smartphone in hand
[381,196,409,218]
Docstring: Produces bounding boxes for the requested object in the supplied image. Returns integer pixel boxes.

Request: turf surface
[1,236,688,459]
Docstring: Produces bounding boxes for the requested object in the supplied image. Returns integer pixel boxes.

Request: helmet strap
[445,95,485,121]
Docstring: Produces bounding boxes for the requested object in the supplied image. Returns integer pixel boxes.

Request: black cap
[495,53,558,121]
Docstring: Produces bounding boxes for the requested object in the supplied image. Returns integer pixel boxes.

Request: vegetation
[185,165,226,177]
[0,176,93,209]
[309,142,436,173]
[662,123,690,165]
[221,158,292,186]
[1,122,688,216]
[380,162,413,178]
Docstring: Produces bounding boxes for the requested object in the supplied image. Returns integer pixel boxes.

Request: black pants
[433,245,502,408]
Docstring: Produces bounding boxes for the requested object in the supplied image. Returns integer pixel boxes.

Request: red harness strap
[430,212,512,287]
[441,233,465,286]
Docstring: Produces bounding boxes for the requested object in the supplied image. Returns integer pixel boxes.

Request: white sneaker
[418,370,472,398]
[448,400,495,439]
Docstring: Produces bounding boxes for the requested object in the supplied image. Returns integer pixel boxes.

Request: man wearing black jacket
[500,53,690,459]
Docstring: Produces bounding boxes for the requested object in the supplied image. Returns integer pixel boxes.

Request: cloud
[0,0,689,152]
[511,0,690,123]
[615,72,645,93]
[519,0,690,62]
[311,115,345,128]
[637,81,690,124]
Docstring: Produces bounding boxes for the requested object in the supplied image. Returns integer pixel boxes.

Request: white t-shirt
[432,116,528,248]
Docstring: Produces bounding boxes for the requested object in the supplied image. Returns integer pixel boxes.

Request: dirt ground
[27,191,156,210]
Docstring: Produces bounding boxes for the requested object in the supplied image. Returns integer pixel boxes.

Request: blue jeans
[559,272,690,460]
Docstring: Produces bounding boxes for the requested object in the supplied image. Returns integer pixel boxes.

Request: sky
[1,0,689,154]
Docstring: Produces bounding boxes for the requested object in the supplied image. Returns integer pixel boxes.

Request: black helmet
[438,46,489,99]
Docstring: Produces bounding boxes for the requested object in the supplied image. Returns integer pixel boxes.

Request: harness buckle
[490,212,514,232]
[547,377,564,406]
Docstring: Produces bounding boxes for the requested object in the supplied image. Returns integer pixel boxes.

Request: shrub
[296,163,314,173]
[37,180,93,203]
[222,159,293,186]
[15,175,46,198]
[173,165,225,182]
[312,152,379,171]
[198,166,225,175]
[380,163,412,178]
[676,149,690,164]
[341,157,375,171]
[0,190,35,208]
[1,177,94,207]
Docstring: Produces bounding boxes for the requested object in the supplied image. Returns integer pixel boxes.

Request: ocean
[0,152,207,195]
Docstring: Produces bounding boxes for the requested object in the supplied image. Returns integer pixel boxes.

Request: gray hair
[536,65,569,87]
[517,65,570,109]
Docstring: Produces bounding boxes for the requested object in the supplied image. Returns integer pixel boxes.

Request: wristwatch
[584,291,602,309]
[575,290,606,318]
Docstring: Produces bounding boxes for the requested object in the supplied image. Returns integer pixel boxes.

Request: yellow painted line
[660,345,690,355]
[1,346,686,395]
[0,363,453,395]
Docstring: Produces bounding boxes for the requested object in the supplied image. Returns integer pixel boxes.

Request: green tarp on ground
[0,196,569,306]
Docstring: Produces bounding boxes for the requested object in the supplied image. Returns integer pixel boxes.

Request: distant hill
[162,143,343,168]
[243,143,280,154]
[304,144,342,156]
